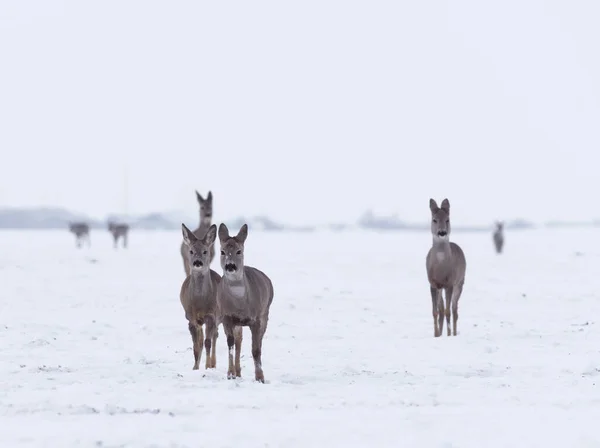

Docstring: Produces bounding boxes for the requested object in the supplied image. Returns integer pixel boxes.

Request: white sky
[1,0,599,225]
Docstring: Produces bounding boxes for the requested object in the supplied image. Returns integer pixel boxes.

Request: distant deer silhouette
[108,221,129,249]
[493,221,504,254]
[68,222,90,248]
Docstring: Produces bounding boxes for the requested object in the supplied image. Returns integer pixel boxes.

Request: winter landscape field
[2,228,600,447]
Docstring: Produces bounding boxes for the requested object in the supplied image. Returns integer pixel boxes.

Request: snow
[1,228,600,447]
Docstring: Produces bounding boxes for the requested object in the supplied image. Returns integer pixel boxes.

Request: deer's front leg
[444,287,453,336]
[452,284,463,336]
[222,317,236,379]
[188,322,203,370]
[204,316,216,370]
[210,326,218,368]
[250,322,265,383]
[234,325,243,377]
[430,287,440,337]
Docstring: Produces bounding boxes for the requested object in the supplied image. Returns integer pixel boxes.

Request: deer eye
[221,251,225,255]
[433,219,438,223]
[236,250,242,255]
[189,250,193,255]
[446,220,449,224]
[203,250,207,255]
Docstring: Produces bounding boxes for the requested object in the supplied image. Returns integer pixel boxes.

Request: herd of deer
[68,191,506,383]
[178,191,274,383]
[68,221,130,249]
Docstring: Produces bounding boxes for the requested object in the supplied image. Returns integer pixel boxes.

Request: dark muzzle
[193,260,203,268]
[437,230,448,237]
[225,263,237,272]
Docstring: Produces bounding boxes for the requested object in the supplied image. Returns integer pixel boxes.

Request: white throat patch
[229,285,246,298]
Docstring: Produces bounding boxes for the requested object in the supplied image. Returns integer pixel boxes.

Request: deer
[180,191,214,276]
[68,222,90,248]
[180,223,221,370]
[108,221,129,249]
[217,223,274,383]
[425,198,467,337]
[493,221,504,254]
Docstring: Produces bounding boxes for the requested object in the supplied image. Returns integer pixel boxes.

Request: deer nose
[437,230,447,237]
[193,260,203,267]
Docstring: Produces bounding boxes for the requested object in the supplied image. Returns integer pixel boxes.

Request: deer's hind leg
[444,287,453,337]
[430,287,441,337]
[451,282,464,336]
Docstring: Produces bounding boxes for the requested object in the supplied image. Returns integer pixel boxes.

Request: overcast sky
[1,0,599,225]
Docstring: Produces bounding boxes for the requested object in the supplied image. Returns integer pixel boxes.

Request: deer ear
[181,223,197,245]
[207,191,213,201]
[236,224,248,244]
[195,190,204,203]
[218,223,230,242]
[204,224,217,246]
[429,198,439,213]
[441,198,450,212]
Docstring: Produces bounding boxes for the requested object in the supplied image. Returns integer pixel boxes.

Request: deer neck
[223,271,246,298]
[198,214,211,229]
[431,237,451,259]
[190,270,213,295]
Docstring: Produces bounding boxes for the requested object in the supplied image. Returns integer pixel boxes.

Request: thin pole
[123,165,129,221]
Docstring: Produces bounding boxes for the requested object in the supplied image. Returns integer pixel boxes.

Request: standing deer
[493,221,504,254]
[108,221,129,249]
[425,198,467,337]
[180,191,214,276]
[218,223,274,383]
[68,222,90,248]
[180,223,221,370]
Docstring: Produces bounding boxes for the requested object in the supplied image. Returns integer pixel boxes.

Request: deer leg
[188,322,202,370]
[452,283,463,336]
[204,317,217,370]
[210,328,218,368]
[437,293,445,337]
[444,287,453,336]
[430,287,440,337]
[234,326,243,377]
[250,322,265,383]
[113,235,118,249]
[222,318,236,379]
[123,233,128,249]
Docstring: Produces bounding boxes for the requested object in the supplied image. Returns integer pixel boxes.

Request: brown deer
[217,223,274,383]
[68,222,90,248]
[180,191,214,275]
[425,198,467,337]
[108,221,129,249]
[493,221,504,254]
[180,223,221,370]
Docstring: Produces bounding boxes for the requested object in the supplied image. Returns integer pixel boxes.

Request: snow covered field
[1,227,600,447]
